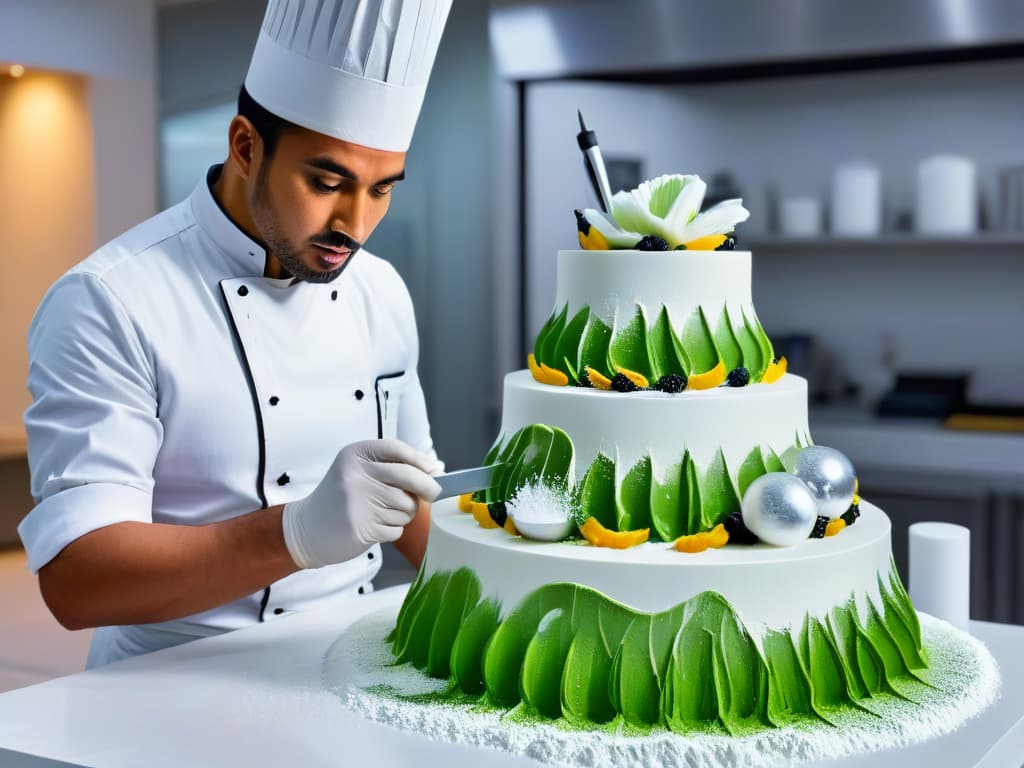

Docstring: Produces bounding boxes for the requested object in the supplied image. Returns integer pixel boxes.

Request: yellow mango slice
[613,365,650,389]
[539,362,569,386]
[579,516,649,549]
[528,353,569,386]
[457,493,474,513]
[584,366,612,390]
[761,356,788,384]
[683,234,727,251]
[504,518,519,536]
[528,353,542,381]
[470,501,499,529]
[673,523,730,553]
[578,225,610,251]
[825,518,847,537]
[687,360,726,390]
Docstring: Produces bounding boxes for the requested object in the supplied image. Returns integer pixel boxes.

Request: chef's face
[248,128,406,283]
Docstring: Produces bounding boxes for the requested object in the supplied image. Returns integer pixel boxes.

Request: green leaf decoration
[647,306,688,381]
[763,629,818,722]
[648,175,683,218]
[540,427,575,493]
[613,617,662,726]
[737,307,767,381]
[577,453,617,528]
[608,305,655,381]
[683,450,703,534]
[713,305,743,373]
[487,428,530,503]
[877,573,929,675]
[427,568,482,677]
[393,569,451,668]
[563,356,580,385]
[578,315,613,379]
[679,307,722,374]
[536,304,569,367]
[827,600,872,700]
[650,457,684,541]
[802,616,852,709]
[390,560,932,735]
[508,425,555,493]
[473,434,505,502]
[450,597,500,695]
[747,307,775,374]
[764,447,786,473]
[737,446,769,497]
[617,454,653,534]
[521,608,573,718]
[552,306,591,378]
[699,448,741,530]
[887,559,924,653]
[560,613,618,725]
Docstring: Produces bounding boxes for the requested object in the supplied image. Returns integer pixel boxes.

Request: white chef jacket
[18,165,440,667]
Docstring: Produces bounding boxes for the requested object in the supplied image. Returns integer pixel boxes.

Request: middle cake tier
[485,370,812,537]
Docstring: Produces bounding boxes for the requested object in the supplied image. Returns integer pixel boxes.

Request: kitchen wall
[524,59,1024,405]
[0,0,158,437]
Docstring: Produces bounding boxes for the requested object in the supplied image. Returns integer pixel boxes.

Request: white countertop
[0,586,1021,768]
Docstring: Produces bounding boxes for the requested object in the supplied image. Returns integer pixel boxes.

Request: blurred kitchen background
[1,0,1023,689]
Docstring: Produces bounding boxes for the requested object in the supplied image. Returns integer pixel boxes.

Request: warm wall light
[9,64,25,78]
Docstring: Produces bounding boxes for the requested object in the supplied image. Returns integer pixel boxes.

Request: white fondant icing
[424,498,892,639]
[498,370,810,481]
[554,249,757,332]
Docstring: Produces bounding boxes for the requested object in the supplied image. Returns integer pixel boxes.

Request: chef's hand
[281,439,441,569]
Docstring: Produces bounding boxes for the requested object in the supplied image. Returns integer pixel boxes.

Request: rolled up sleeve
[19,272,162,573]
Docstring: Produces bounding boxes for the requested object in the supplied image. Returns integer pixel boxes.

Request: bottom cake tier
[387,497,931,733]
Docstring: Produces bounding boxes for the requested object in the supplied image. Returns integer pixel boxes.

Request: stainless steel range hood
[490,0,1024,81]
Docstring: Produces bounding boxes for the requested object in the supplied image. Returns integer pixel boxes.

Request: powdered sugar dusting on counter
[324,608,999,768]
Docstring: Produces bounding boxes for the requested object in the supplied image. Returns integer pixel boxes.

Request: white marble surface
[0,585,1021,768]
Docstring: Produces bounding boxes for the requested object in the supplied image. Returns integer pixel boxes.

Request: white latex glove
[282,439,442,569]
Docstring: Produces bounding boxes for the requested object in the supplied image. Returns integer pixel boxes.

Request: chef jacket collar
[190,164,269,278]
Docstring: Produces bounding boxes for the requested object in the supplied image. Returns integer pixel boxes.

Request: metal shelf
[746,234,1024,250]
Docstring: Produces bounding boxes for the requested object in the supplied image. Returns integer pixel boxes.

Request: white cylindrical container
[915,155,977,235]
[831,162,882,236]
[780,196,823,237]
[908,522,970,631]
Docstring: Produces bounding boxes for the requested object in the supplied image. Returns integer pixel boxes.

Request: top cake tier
[532,249,783,390]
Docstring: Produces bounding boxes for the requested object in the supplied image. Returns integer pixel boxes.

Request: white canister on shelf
[779,196,823,237]
[915,155,977,235]
[830,162,882,236]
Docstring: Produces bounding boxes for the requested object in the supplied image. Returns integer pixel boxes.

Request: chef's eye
[311,177,341,194]
[372,184,394,198]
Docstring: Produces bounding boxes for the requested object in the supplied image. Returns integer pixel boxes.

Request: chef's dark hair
[237,85,299,158]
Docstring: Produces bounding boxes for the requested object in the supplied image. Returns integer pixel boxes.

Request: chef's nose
[331,188,369,244]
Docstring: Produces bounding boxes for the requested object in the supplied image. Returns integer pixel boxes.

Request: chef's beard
[250,164,360,284]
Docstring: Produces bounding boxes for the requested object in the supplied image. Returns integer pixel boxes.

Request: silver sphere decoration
[791,446,857,519]
[741,472,819,546]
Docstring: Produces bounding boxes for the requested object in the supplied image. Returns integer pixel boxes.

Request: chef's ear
[226,115,261,181]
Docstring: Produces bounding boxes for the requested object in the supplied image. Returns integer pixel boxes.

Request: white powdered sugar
[323,608,1000,768]
[508,483,575,524]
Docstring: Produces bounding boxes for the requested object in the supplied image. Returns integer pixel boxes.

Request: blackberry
[488,501,508,527]
[654,373,687,393]
[726,367,750,387]
[723,512,759,544]
[809,515,829,539]
[841,502,861,527]
[635,235,670,251]
[577,369,594,388]
[611,372,639,392]
[716,235,737,251]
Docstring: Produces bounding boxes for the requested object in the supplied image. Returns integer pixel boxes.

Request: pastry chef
[18,0,453,668]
